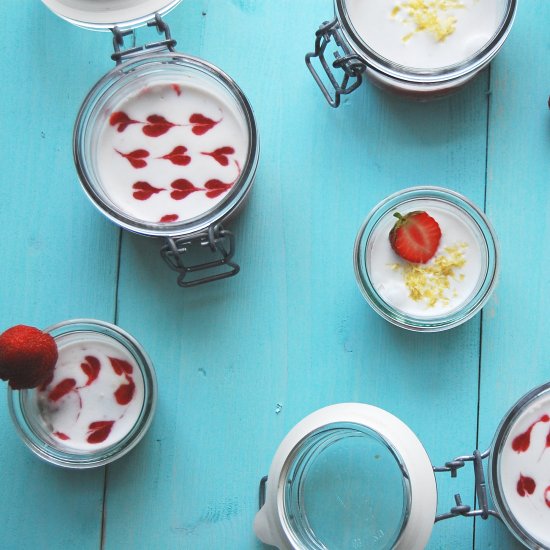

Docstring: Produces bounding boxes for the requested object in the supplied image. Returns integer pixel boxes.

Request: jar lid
[41,0,183,30]
[254,404,437,549]
[489,382,550,549]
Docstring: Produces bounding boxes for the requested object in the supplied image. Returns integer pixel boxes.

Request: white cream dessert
[367,199,484,318]
[499,391,550,547]
[35,332,144,452]
[96,81,249,224]
[344,0,506,69]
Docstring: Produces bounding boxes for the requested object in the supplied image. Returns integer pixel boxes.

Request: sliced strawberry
[389,211,442,264]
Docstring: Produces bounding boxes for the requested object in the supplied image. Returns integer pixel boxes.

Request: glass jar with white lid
[306,0,517,106]
[255,382,550,549]
[42,0,260,287]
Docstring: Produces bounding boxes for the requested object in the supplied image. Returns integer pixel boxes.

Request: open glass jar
[354,187,499,332]
[8,319,157,468]
[255,383,550,549]
[43,1,260,287]
[306,0,517,106]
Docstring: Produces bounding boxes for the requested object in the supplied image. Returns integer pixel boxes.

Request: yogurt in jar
[96,81,249,224]
[344,0,506,69]
[499,390,550,547]
[35,332,144,452]
[367,198,484,318]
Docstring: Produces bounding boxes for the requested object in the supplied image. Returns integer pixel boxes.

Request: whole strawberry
[0,325,58,390]
[389,211,442,264]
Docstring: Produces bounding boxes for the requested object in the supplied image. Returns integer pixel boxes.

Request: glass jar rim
[41,0,183,30]
[335,0,517,83]
[7,319,157,468]
[488,382,550,549]
[353,186,499,332]
[73,52,260,239]
[254,403,437,550]
[281,421,412,549]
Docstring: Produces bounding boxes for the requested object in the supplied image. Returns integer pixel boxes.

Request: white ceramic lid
[41,0,183,30]
[254,403,437,550]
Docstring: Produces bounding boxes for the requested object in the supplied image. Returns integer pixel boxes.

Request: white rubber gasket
[254,403,437,550]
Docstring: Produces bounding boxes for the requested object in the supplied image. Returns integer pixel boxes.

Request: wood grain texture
[475,1,550,548]
[0,0,547,549]
[0,3,120,550]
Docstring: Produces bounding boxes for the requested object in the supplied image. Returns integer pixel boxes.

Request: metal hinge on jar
[111,13,176,64]
[305,19,366,108]
[433,449,500,522]
[161,224,240,287]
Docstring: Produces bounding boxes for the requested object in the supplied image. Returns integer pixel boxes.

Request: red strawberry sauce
[98,82,248,224]
[35,334,143,451]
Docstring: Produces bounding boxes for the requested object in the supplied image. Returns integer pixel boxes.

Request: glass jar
[354,186,499,332]
[254,404,437,550]
[42,0,183,30]
[42,2,260,287]
[489,382,550,549]
[306,0,517,106]
[8,319,157,468]
[255,383,550,549]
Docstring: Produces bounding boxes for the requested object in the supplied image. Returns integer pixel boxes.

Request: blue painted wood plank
[477,1,550,548]
[106,1,491,549]
[0,0,546,549]
[0,3,120,549]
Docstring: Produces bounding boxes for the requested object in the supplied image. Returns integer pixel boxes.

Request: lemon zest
[391,243,468,307]
[392,0,465,42]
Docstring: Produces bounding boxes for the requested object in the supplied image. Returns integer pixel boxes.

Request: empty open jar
[255,384,550,549]
[8,319,157,468]
[354,187,499,331]
[43,1,259,287]
[306,0,517,105]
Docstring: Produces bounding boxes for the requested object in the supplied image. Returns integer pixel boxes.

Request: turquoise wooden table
[0,1,548,548]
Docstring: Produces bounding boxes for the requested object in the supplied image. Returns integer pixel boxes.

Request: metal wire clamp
[160,224,240,288]
[305,19,366,108]
[433,449,500,522]
[111,13,177,64]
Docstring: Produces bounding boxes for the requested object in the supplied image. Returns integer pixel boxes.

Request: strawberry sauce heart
[170,179,199,200]
[132,181,165,201]
[87,421,115,444]
[189,113,221,135]
[517,474,536,497]
[114,375,136,405]
[109,357,134,376]
[81,355,100,386]
[49,378,77,402]
[110,111,139,133]
[116,148,150,169]
[204,179,233,199]
[201,146,235,166]
[142,115,176,137]
[160,146,192,166]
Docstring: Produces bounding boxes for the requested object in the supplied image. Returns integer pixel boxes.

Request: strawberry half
[389,211,442,264]
[0,325,58,390]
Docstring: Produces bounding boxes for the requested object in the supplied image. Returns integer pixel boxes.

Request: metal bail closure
[160,224,240,288]
[305,19,366,108]
[433,449,500,523]
[111,13,176,64]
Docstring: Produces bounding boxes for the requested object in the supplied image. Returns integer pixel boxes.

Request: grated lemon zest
[392,0,465,42]
[391,243,468,307]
